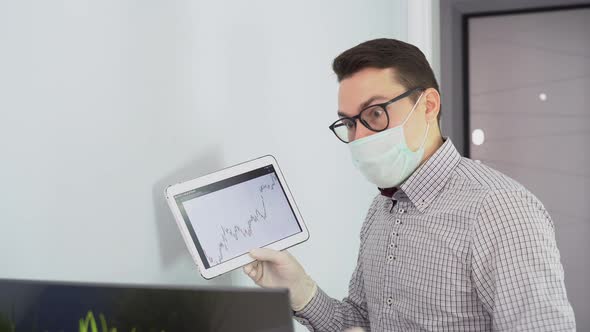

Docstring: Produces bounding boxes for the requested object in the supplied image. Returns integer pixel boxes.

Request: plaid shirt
[294,139,575,331]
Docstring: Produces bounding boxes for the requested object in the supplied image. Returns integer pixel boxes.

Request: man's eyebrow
[337,95,389,117]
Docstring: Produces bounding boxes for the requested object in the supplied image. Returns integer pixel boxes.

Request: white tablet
[165,155,309,279]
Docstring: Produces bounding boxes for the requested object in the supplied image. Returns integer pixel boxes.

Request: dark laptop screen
[0,279,293,332]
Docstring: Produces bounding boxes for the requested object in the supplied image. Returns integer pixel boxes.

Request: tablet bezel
[165,155,309,279]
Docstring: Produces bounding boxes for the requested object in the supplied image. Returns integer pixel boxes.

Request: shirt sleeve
[293,197,380,332]
[471,189,576,331]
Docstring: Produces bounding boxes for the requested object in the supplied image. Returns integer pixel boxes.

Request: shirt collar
[395,138,462,212]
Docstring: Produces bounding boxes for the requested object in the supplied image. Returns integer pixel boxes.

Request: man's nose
[353,119,373,141]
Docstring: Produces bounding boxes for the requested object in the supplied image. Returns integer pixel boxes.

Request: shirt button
[395,219,401,224]
[398,208,405,213]
[391,232,397,237]
[389,243,395,249]
[386,298,393,306]
[387,254,394,261]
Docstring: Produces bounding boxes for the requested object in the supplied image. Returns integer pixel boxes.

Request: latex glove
[243,248,317,311]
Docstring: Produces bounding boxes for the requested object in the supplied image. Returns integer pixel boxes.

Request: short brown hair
[332,38,440,123]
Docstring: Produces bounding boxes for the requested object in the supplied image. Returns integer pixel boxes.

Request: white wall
[0,0,412,330]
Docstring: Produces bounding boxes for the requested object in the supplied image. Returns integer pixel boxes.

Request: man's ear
[422,88,440,123]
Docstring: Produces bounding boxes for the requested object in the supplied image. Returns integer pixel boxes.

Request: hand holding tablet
[165,155,309,279]
[244,247,318,311]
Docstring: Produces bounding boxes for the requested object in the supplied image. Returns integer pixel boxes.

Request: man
[243,38,576,331]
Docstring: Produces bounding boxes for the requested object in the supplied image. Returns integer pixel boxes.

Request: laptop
[0,278,294,332]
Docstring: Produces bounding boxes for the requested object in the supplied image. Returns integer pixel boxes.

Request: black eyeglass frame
[328,87,424,143]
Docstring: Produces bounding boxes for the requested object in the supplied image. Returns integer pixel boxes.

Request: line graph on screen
[182,171,301,268]
[206,174,280,265]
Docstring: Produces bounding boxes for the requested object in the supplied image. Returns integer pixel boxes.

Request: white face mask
[348,92,429,188]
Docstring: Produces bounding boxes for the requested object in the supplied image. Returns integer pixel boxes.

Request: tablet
[165,155,309,279]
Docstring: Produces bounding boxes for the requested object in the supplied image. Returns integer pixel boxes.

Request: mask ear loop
[401,92,430,151]
[419,122,430,149]
[401,92,424,126]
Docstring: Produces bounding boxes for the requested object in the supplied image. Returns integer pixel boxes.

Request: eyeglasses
[328,87,423,143]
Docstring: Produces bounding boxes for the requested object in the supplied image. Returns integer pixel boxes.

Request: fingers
[249,248,284,264]
[243,261,255,274]
[253,262,264,283]
[243,261,262,282]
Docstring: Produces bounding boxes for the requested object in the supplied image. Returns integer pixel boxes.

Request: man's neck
[419,134,444,167]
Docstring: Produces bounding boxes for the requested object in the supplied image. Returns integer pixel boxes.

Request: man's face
[337,67,428,151]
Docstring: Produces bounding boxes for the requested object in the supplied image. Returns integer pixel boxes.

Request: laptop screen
[0,279,293,332]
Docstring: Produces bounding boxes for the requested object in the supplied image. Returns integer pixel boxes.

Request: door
[468,7,590,329]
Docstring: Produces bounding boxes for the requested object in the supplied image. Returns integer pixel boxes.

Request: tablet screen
[174,165,302,269]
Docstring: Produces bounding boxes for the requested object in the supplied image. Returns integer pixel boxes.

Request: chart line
[207,175,279,265]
